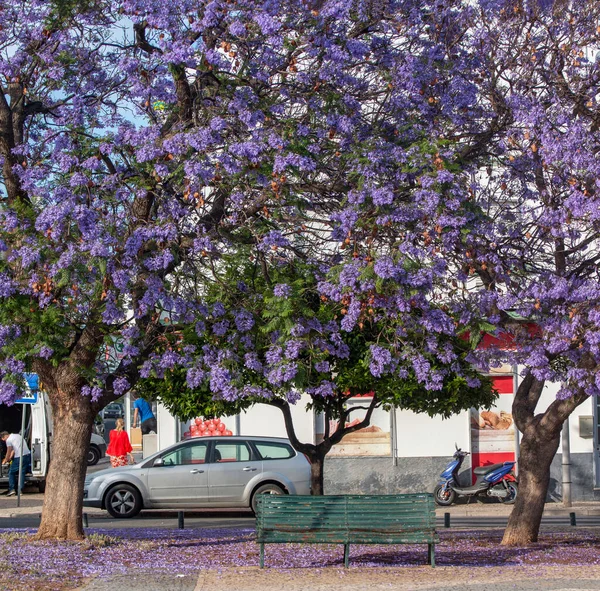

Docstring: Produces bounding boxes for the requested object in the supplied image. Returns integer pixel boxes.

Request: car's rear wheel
[250,483,286,514]
[105,484,142,518]
[87,445,101,466]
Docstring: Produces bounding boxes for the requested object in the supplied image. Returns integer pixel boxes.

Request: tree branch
[512,372,544,433]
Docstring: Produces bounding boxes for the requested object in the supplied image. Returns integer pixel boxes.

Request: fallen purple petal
[1,527,600,591]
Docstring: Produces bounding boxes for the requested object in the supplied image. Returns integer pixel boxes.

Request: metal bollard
[178,510,185,529]
[83,513,89,528]
[569,512,577,526]
[444,512,451,528]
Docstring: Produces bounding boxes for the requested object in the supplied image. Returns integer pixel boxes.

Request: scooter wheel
[434,484,456,506]
[499,482,518,504]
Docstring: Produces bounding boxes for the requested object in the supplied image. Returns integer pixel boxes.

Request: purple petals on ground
[1,527,600,591]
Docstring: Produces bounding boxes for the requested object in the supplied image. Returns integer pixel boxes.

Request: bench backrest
[256,493,438,544]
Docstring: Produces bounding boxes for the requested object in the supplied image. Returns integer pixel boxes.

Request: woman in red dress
[106,418,134,467]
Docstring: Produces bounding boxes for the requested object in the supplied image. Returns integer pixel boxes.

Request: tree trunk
[266,396,379,497]
[309,452,325,495]
[34,381,95,541]
[501,426,559,545]
[501,373,590,546]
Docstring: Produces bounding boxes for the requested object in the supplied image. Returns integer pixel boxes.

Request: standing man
[132,395,157,435]
[0,431,31,497]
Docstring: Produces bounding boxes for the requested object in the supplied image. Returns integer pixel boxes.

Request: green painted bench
[255,493,438,568]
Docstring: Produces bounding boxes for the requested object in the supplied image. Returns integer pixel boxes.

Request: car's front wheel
[87,445,101,466]
[105,484,142,518]
[250,482,286,514]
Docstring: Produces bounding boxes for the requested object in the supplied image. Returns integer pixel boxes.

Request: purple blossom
[369,345,393,377]
[113,377,130,397]
[258,231,289,252]
[273,283,292,298]
[314,360,330,372]
[234,310,254,332]
[212,320,230,337]
[38,345,54,359]
[0,380,18,405]
[284,340,304,360]
[308,380,335,397]
[374,256,397,279]
[244,353,263,372]
[372,187,394,206]
[186,366,206,389]
[266,362,298,385]
[265,346,283,365]
[81,385,103,402]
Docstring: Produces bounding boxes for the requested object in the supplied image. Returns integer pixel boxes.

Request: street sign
[15,390,38,405]
[16,373,39,404]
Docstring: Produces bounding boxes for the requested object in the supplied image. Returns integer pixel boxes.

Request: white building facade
[124,366,600,501]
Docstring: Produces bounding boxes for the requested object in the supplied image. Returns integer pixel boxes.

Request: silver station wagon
[83,436,311,518]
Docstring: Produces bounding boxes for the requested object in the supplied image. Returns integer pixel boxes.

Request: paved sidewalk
[74,565,600,591]
[0,492,105,518]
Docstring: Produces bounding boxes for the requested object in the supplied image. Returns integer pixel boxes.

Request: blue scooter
[434,446,518,506]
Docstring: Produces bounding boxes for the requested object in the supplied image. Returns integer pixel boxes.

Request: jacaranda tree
[0,0,487,540]
[2,0,596,546]
[335,0,600,545]
[449,0,600,545]
[143,254,495,495]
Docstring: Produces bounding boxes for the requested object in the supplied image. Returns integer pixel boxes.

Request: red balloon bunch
[183,417,233,439]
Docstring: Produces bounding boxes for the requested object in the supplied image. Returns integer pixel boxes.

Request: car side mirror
[153,457,164,467]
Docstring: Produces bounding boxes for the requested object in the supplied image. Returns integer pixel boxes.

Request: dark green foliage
[50,0,101,23]
[141,249,496,425]
[140,367,252,421]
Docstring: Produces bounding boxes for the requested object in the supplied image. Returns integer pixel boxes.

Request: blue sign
[16,391,38,405]
[24,373,39,391]
[17,373,39,404]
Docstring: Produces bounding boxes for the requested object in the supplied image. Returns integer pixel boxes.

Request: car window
[213,441,251,463]
[254,441,294,460]
[161,442,208,466]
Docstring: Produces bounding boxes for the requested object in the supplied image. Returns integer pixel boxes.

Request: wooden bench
[255,493,438,568]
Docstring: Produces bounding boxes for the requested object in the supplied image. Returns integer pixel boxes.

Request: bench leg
[344,544,350,568]
[260,543,265,569]
[428,543,435,568]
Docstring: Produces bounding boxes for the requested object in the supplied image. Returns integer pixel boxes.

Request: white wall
[532,378,595,454]
[239,395,315,443]
[394,408,469,457]
[151,368,597,462]
[156,402,178,450]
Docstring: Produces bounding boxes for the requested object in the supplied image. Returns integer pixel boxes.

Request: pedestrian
[132,394,157,435]
[0,430,31,496]
[106,418,134,468]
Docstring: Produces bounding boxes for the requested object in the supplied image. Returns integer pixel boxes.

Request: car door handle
[189,469,204,474]
[242,467,257,472]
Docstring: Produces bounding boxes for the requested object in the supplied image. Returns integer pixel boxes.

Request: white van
[0,392,106,492]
